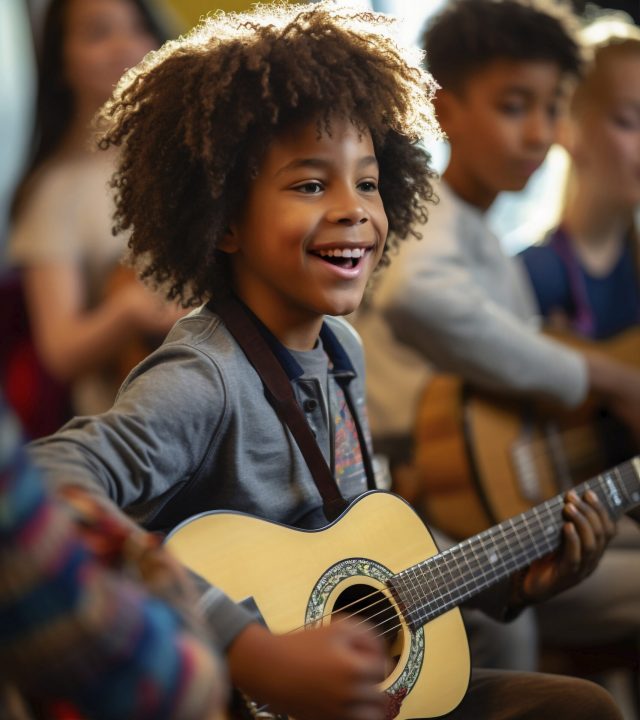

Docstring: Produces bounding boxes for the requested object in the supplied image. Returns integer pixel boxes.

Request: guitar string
[500,417,620,470]
[284,491,567,635]
[284,466,637,638]
[256,458,639,717]
[365,466,638,639]
[352,507,586,641]
[343,512,561,639]
[307,491,564,631]
[448,402,621,490]
[294,497,569,636]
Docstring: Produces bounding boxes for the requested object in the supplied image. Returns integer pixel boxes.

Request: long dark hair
[10,0,169,219]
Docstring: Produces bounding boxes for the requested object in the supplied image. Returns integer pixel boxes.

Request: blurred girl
[9,0,183,416]
[521,15,640,340]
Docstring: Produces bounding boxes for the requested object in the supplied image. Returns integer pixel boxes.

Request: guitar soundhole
[332,584,404,675]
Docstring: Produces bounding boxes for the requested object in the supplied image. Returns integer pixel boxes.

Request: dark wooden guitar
[411,329,640,540]
[165,457,640,720]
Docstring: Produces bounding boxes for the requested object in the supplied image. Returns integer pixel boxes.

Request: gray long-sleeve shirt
[354,179,588,451]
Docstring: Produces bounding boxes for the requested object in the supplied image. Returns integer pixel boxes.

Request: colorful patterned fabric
[0,401,225,720]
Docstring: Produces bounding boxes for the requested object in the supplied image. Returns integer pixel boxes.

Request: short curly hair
[422,0,582,94]
[97,1,439,306]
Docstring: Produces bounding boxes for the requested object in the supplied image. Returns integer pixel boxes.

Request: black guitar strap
[210,294,355,522]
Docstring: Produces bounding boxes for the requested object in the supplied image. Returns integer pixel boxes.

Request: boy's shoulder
[161,304,245,365]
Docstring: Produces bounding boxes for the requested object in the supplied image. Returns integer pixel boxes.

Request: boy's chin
[323,296,363,318]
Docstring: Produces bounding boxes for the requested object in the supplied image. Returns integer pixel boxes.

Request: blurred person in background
[520,13,640,342]
[8,0,185,420]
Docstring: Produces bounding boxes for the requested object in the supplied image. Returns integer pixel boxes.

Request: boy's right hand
[227,618,387,720]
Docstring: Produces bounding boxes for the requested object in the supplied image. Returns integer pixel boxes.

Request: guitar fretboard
[390,458,640,631]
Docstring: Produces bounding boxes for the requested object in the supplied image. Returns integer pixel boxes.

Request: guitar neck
[391,457,640,630]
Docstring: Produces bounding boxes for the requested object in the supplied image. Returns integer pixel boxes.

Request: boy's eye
[293,181,324,194]
[612,113,640,131]
[499,101,526,116]
[358,180,379,192]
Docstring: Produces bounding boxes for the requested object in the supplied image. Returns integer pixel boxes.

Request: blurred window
[0,1,36,265]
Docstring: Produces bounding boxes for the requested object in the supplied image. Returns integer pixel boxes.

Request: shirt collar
[236,299,356,382]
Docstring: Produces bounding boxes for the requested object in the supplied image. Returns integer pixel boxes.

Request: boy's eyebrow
[501,84,568,99]
[275,156,379,176]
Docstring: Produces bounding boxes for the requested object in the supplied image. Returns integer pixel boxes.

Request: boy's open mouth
[309,246,368,270]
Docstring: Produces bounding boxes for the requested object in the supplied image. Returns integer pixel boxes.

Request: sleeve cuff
[190,571,258,650]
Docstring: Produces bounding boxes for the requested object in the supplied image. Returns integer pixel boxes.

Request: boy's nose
[326,197,369,225]
[525,110,555,148]
[333,211,368,225]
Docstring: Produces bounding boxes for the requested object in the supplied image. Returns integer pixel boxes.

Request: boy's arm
[377,221,640,434]
[27,342,227,510]
[374,221,588,408]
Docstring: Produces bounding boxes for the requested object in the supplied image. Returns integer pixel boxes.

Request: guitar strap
[209,294,374,522]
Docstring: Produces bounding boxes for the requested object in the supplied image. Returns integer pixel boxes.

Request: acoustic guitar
[412,328,640,540]
[165,457,640,720]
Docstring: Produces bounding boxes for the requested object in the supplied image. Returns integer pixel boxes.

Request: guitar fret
[517,515,539,566]
[401,567,423,625]
[430,551,457,608]
[415,563,437,621]
[501,520,521,575]
[532,505,556,556]
[466,534,497,588]
[421,556,448,619]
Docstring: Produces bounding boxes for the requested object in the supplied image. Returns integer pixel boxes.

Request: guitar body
[166,491,470,720]
[414,329,640,540]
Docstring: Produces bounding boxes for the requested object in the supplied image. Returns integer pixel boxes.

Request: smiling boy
[25,2,625,719]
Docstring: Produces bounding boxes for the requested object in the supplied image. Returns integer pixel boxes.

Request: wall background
[165,0,299,30]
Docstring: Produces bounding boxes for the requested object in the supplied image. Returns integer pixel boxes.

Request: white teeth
[315,248,366,258]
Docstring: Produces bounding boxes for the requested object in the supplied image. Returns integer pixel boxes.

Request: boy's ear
[433,89,462,139]
[218,226,240,254]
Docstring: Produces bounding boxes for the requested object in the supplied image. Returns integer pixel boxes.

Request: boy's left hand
[518,490,616,605]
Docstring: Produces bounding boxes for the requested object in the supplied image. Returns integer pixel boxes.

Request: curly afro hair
[96,0,439,305]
